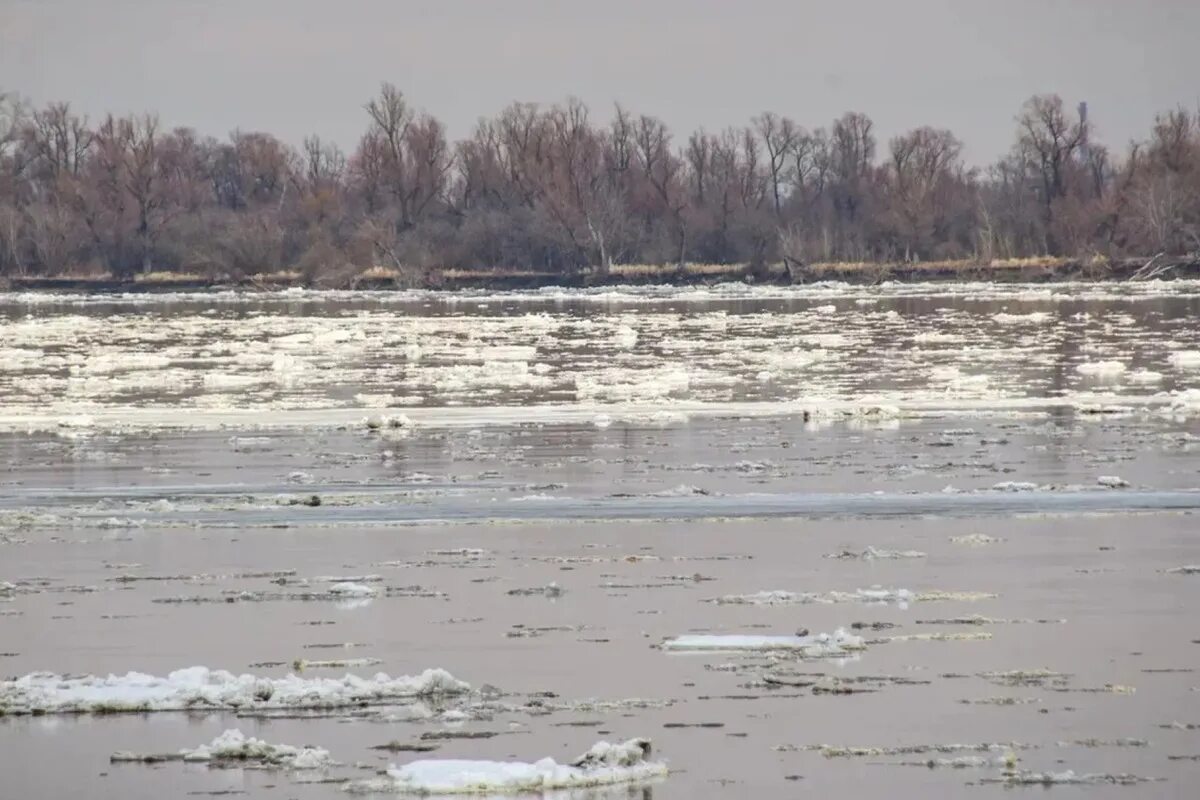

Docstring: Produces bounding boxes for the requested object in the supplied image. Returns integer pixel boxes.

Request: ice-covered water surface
[3,281,1199,800]
[2,281,1200,429]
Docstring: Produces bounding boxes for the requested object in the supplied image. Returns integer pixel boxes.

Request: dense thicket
[1,85,1198,282]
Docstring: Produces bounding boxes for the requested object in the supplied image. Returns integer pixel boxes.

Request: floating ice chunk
[991,481,1040,492]
[913,332,959,344]
[507,582,563,598]
[993,311,1051,324]
[708,590,814,606]
[710,587,930,606]
[203,373,266,390]
[879,632,992,643]
[364,414,413,431]
[650,484,710,498]
[1169,350,1200,370]
[950,533,1003,546]
[613,325,638,349]
[801,742,1031,759]
[327,582,379,598]
[983,769,1159,786]
[895,755,1005,768]
[800,333,847,347]
[662,629,865,656]
[1165,565,1200,575]
[847,587,916,605]
[1076,360,1127,377]
[824,546,926,560]
[479,345,538,362]
[0,667,468,715]
[347,738,665,795]
[1168,389,1200,415]
[1126,369,1164,384]
[169,728,332,769]
[1096,475,1129,488]
[295,658,383,670]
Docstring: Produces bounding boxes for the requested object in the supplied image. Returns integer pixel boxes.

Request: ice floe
[950,533,1003,545]
[0,667,468,715]
[346,738,665,795]
[1076,360,1127,377]
[327,582,379,598]
[982,769,1160,786]
[707,587,993,607]
[662,629,865,656]
[1169,351,1200,370]
[112,728,334,770]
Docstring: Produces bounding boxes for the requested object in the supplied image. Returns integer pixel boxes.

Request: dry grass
[133,271,206,284]
[250,270,303,282]
[607,262,753,277]
[987,256,1071,270]
[356,265,403,280]
[440,268,559,280]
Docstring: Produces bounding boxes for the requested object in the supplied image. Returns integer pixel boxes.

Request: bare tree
[754,112,799,219]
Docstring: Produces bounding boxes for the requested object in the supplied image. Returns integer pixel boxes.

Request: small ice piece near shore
[113,728,333,770]
[1165,565,1200,575]
[1096,475,1129,489]
[346,737,665,795]
[0,667,468,715]
[662,629,864,656]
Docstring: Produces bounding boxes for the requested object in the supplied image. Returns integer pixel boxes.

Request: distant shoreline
[2,256,1197,294]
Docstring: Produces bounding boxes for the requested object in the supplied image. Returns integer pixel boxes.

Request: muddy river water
[1,281,1198,798]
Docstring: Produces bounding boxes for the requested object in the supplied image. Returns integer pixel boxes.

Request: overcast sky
[4,0,1198,164]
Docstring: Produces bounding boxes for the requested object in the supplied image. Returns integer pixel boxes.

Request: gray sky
[3,0,1199,164]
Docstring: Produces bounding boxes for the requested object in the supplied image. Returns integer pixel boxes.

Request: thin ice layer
[0,666,468,715]
[347,738,666,795]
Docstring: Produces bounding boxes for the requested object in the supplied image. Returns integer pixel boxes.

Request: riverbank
[2,255,1197,294]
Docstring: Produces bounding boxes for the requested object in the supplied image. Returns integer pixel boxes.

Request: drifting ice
[113,728,333,770]
[662,629,865,656]
[0,667,468,715]
[346,737,666,795]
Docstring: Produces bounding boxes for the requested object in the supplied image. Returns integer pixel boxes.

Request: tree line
[0,84,1198,284]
